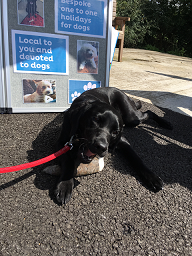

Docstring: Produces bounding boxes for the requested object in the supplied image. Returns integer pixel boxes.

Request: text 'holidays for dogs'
[57,0,105,37]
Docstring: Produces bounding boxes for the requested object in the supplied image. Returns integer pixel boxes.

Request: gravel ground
[0,100,192,255]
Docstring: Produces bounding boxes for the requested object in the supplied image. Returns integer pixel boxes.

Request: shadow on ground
[26,101,192,199]
[26,113,64,204]
[146,71,192,82]
[123,89,192,117]
[0,101,192,255]
[0,101,191,198]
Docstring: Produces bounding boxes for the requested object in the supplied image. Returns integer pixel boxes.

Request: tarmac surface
[0,49,192,255]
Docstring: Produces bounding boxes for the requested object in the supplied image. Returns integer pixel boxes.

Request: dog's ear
[69,101,91,137]
[36,84,42,95]
[69,110,84,137]
[57,109,80,148]
[69,97,97,137]
[59,99,93,145]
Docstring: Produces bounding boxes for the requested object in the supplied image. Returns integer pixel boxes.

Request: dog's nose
[93,140,108,154]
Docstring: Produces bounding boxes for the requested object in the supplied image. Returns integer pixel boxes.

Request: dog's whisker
[79,142,84,147]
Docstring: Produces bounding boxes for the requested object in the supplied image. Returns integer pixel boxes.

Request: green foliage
[144,44,160,52]
[116,0,192,57]
[168,47,186,57]
[116,0,150,47]
[143,0,192,57]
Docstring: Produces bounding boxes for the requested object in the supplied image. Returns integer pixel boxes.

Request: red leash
[0,144,71,174]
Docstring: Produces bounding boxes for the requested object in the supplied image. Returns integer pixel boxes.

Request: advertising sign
[1,0,111,113]
[55,0,107,38]
[12,30,69,75]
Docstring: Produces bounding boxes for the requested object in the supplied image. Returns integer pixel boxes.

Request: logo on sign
[68,80,101,103]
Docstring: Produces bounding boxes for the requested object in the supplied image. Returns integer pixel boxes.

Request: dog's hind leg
[135,100,142,110]
[138,110,173,130]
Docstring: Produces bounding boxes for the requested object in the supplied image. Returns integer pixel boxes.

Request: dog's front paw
[91,62,97,69]
[79,62,85,70]
[55,179,74,205]
[148,174,163,192]
[161,119,173,130]
[141,171,163,192]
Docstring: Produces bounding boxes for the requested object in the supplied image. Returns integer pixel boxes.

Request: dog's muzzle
[45,89,53,95]
[78,144,96,164]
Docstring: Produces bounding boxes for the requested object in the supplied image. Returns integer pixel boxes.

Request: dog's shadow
[28,106,192,205]
[27,113,65,204]
[112,108,192,192]
[27,113,81,204]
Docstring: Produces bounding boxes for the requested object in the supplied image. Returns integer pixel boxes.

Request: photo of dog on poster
[23,79,56,103]
[17,0,44,27]
[77,40,99,74]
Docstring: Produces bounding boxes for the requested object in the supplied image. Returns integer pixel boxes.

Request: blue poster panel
[55,0,107,38]
[68,79,101,103]
[12,30,69,75]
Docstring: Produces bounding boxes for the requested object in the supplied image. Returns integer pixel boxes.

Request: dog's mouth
[79,145,96,163]
[45,90,53,95]
[86,53,93,59]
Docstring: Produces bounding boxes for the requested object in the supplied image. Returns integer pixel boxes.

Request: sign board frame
[0,2,5,112]
[1,0,112,113]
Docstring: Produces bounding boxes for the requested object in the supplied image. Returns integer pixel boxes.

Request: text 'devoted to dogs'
[12,30,69,75]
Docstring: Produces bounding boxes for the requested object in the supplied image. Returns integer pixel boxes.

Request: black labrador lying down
[54,87,172,204]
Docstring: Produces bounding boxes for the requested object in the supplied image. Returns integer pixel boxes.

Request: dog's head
[79,44,97,60]
[36,80,53,96]
[70,101,124,164]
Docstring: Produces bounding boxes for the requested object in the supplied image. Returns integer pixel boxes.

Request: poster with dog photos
[68,80,101,103]
[23,79,56,103]
[77,40,99,74]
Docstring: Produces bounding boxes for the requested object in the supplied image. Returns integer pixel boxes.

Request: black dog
[55,87,172,204]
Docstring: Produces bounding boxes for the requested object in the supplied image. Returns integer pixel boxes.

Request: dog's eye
[92,116,99,122]
[112,130,119,137]
[42,86,46,90]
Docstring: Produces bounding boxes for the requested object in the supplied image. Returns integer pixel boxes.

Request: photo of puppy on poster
[23,79,56,103]
[77,40,99,74]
